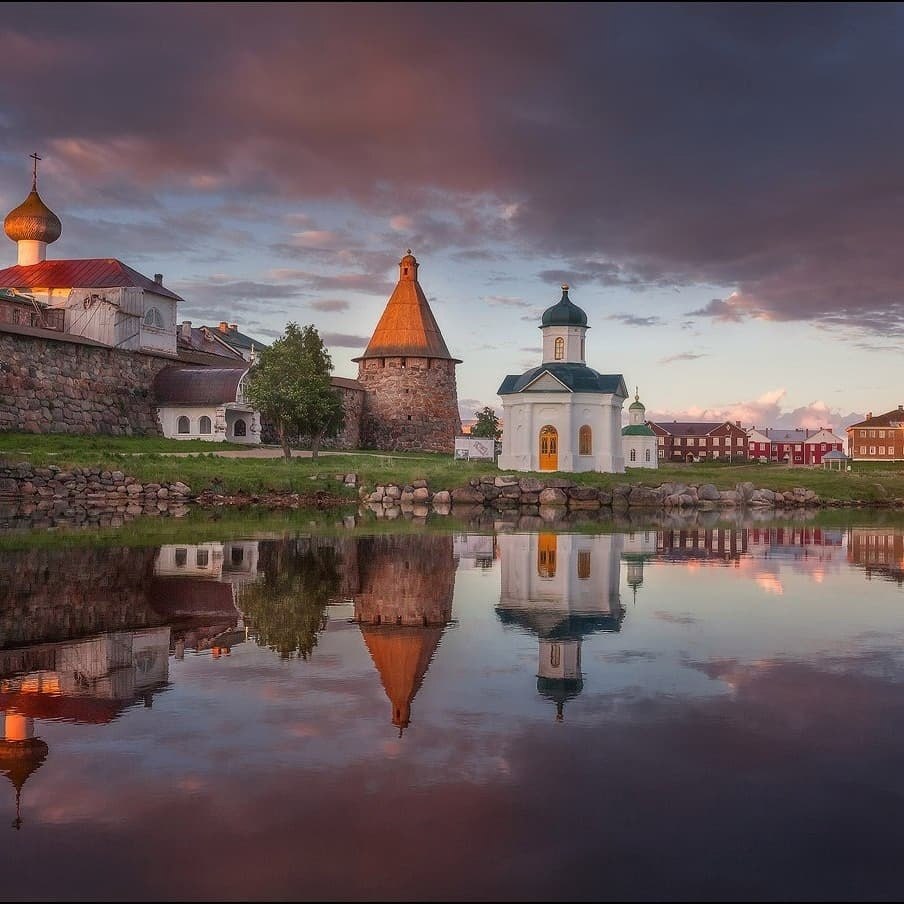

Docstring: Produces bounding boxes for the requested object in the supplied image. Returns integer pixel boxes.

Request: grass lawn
[2,432,904,502]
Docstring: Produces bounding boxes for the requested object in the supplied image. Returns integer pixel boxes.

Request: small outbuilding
[621,390,658,469]
[821,449,850,471]
[154,366,261,443]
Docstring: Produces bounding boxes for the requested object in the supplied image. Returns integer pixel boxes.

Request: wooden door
[539,425,558,471]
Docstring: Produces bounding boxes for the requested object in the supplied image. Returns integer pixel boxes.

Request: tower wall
[357,355,461,453]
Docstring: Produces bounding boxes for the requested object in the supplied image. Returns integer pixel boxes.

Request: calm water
[2,512,904,901]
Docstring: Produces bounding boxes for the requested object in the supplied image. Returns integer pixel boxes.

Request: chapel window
[554,337,564,360]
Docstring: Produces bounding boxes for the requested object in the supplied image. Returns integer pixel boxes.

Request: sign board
[454,436,496,461]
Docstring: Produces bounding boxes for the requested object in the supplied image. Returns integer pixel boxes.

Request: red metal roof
[0,258,183,301]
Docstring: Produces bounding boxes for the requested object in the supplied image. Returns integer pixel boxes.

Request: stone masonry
[0,329,168,435]
[357,356,461,453]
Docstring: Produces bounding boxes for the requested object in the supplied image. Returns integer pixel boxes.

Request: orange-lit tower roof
[354,251,460,362]
[360,625,445,733]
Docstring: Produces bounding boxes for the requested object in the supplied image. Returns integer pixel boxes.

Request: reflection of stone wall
[357,357,461,453]
[353,535,455,625]
[0,546,161,648]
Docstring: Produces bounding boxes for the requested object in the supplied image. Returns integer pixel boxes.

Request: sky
[1,2,902,429]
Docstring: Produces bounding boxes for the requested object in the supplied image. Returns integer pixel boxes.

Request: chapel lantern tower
[4,154,62,266]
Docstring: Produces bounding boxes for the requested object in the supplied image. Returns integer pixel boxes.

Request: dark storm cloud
[321,332,370,348]
[309,299,351,313]
[3,4,904,332]
[608,313,664,327]
[660,352,707,364]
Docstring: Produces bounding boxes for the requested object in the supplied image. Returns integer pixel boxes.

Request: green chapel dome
[541,284,588,328]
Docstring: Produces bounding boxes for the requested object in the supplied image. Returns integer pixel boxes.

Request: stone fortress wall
[0,328,167,435]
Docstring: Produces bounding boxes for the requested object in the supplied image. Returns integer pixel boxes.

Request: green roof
[622,424,655,436]
[541,286,588,328]
[498,363,627,396]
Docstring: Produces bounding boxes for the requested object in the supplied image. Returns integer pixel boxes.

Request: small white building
[621,391,658,469]
[154,365,261,443]
[497,284,627,473]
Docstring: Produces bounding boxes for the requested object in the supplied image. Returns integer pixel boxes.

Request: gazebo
[822,449,850,471]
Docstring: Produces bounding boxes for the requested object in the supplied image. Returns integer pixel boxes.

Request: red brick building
[649,420,748,462]
[846,407,904,461]
[747,427,845,465]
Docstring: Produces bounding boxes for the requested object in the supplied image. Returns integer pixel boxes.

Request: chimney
[180,320,192,342]
[899,405,903,411]
[868,412,873,419]
[229,322,238,332]
[154,273,163,285]
[218,322,229,333]
[735,420,741,427]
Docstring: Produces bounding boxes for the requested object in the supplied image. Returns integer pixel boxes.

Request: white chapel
[497,284,627,473]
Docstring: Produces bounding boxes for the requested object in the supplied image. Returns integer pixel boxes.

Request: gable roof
[0,258,183,301]
[200,324,269,353]
[354,273,458,362]
[153,366,249,405]
[651,421,746,436]
[846,408,904,430]
[498,363,627,396]
[178,325,245,361]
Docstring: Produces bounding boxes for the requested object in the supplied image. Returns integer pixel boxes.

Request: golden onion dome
[4,184,62,244]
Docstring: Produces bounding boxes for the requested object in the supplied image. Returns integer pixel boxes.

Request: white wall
[498,390,625,473]
[541,325,587,364]
[499,532,624,614]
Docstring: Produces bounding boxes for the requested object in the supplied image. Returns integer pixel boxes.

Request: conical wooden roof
[354,251,459,362]
[360,625,444,731]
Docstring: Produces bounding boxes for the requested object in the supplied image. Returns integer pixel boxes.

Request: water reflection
[353,535,456,733]
[497,532,624,720]
[0,626,170,828]
[1,517,904,898]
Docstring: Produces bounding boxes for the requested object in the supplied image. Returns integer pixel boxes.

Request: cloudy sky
[2,3,902,428]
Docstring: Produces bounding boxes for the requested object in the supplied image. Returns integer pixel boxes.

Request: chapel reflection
[352,535,456,734]
[496,532,624,720]
[0,626,170,829]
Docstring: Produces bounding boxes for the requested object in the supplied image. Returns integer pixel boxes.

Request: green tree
[246,323,344,461]
[471,405,501,440]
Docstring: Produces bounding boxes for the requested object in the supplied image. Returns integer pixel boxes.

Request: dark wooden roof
[0,258,183,301]
[497,363,627,396]
[153,366,248,405]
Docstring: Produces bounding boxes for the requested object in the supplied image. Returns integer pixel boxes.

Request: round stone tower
[354,251,461,452]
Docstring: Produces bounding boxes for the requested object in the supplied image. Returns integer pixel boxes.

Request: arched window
[554,336,565,360]
[233,418,247,437]
[144,307,164,329]
[645,448,651,462]
[549,643,561,668]
[199,415,212,434]
[579,425,592,455]
[630,448,637,462]
[177,415,190,434]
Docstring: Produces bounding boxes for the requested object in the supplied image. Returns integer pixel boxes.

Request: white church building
[497,284,627,473]
[621,390,658,469]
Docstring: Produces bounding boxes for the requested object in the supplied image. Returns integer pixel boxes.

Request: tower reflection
[353,535,456,734]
